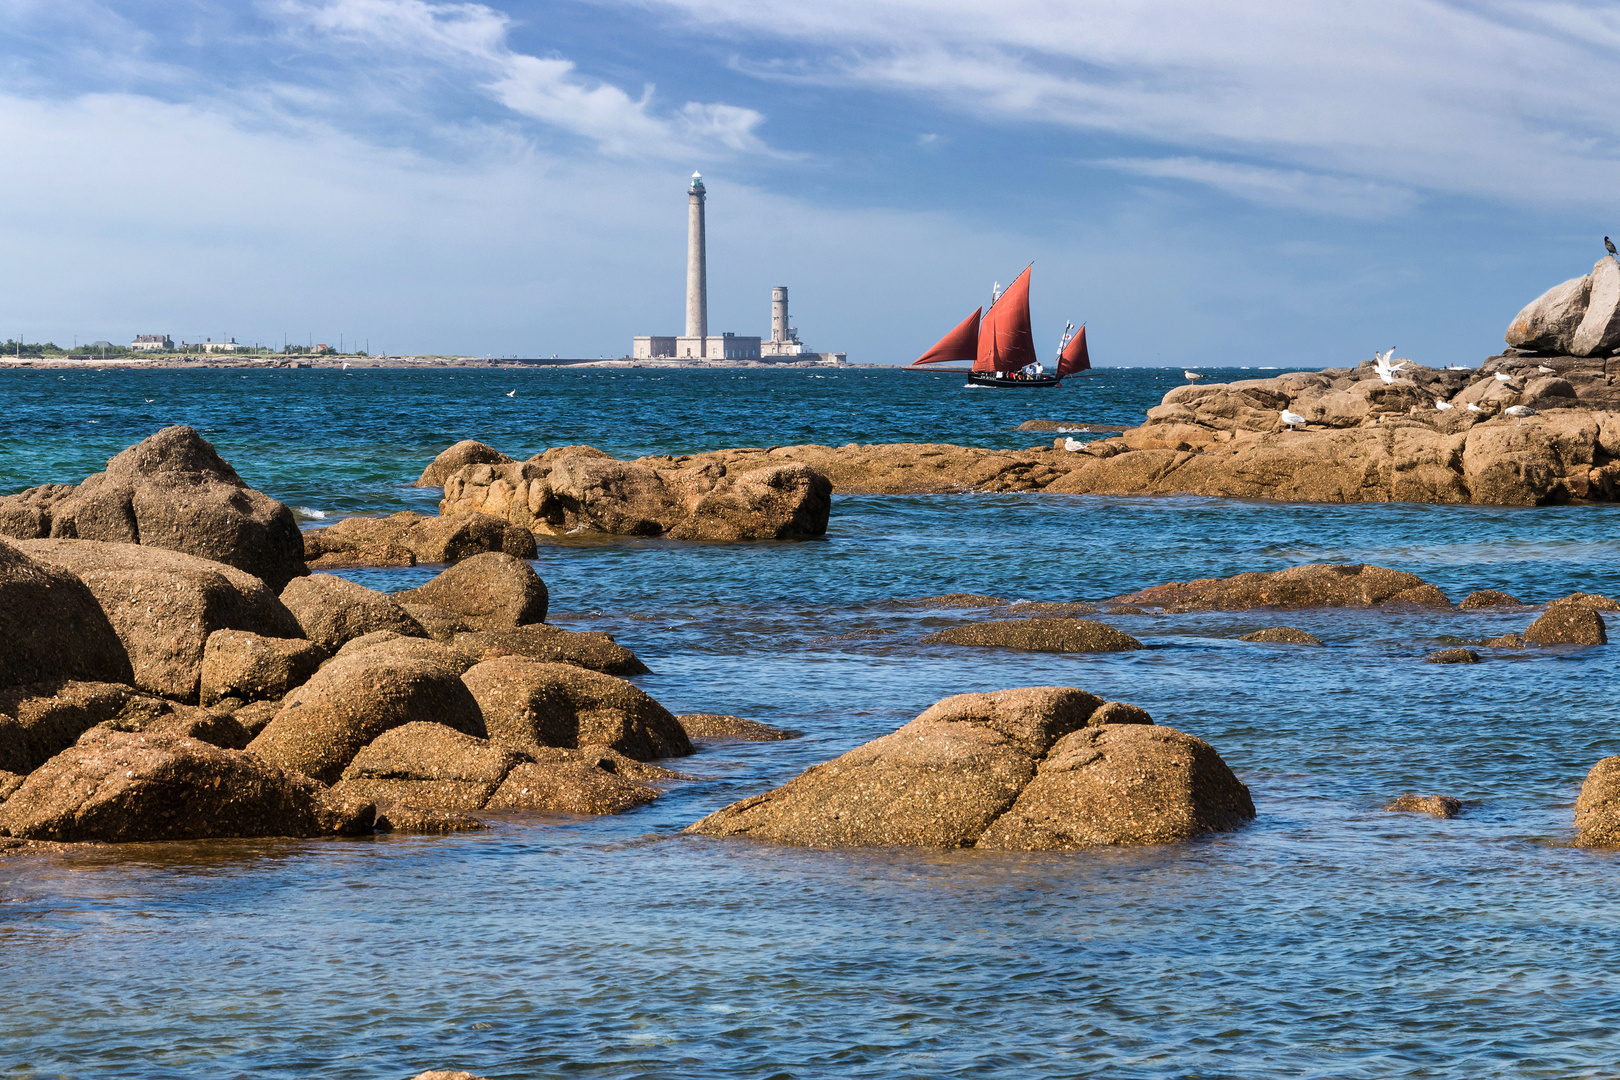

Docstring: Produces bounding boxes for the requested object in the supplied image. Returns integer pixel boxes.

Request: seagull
[1435,400,1455,411]
[1184,370,1203,381]
[1537,364,1556,374]
[1063,437,1083,452]
[1373,348,1409,384]
[1504,404,1537,418]
[1467,402,1484,412]
[143,398,153,404]
[1608,236,1618,258]
[1494,371,1513,383]
[1280,408,1307,430]
[505,389,517,397]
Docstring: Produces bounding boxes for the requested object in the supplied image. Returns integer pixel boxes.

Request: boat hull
[966,372,1063,388]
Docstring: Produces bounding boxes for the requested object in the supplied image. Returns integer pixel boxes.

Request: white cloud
[1103,157,1417,218]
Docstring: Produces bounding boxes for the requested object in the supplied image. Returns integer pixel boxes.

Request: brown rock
[0,728,371,842]
[676,713,801,741]
[1522,605,1607,646]
[892,593,1004,609]
[0,426,306,590]
[1239,626,1324,645]
[414,440,516,488]
[924,617,1143,653]
[1003,601,1101,617]
[247,638,486,784]
[1113,564,1449,612]
[1549,591,1620,611]
[279,574,426,652]
[16,539,304,701]
[1105,604,1146,615]
[0,771,23,802]
[461,657,691,761]
[1459,589,1524,609]
[1089,701,1155,726]
[0,539,133,692]
[484,757,661,815]
[1506,273,1592,353]
[451,626,648,676]
[1572,256,1620,357]
[332,721,525,811]
[231,699,282,738]
[198,630,326,706]
[975,724,1254,850]
[395,553,548,630]
[302,511,536,569]
[1483,632,1525,647]
[1424,648,1480,664]
[374,805,487,833]
[1385,793,1462,818]
[1574,756,1620,848]
[0,681,143,773]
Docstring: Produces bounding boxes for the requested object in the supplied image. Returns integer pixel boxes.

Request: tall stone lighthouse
[684,173,707,343]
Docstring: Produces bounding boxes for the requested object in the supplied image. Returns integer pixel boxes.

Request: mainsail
[912,307,982,366]
[974,264,1036,372]
[1056,324,1091,378]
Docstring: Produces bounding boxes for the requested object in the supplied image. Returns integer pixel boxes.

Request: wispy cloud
[1103,157,1417,219]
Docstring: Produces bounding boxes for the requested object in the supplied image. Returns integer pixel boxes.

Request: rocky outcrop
[687,687,1251,850]
[0,539,132,691]
[1239,626,1323,645]
[1459,589,1524,609]
[414,440,515,487]
[1507,273,1593,353]
[1386,793,1462,818]
[676,713,801,741]
[439,448,831,540]
[0,728,372,842]
[923,618,1144,653]
[1112,563,1448,612]
[450,627,647,676]
[16,540,304,702]
[1424,648,1480,664]
[1522,605,1607,646]
[1572,257,1620,357]
[1549,591,1620,611]
[394,554,548,631]
[198,631,327,706]
[302,511,536,569]
[461,657,691,761]
[279,574,426,652]
[0,426,306,590]
[1574,756,1620,847]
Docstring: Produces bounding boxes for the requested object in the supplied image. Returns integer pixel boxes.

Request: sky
[2,0,1618,365]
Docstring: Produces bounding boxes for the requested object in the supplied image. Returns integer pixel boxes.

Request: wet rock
[1239,626,1324,645]
[1105,604,1146,615]
[1113,564,1449,612]
[16,539,303,702]
[461,657,691,761]
[0,728,371,842]
[1549,591,1620,611]
[332,722,525,811]
[1459,589,1524,609]
[893,593,1003,609]
[279,574,426,652]
[414,440,517,488]
[975,724,1255,850]
[1572,256,1620,357]
[1385,793,1462,818]
[198,630,326,706]
[0,539,133,692]
[451,626,648,676]
[248,638,486,784]
[374,805,487,833]
[484,756,662,815]
[1424,648,1481,664]
[1523,605,1607,646]
[302,511,536,569]
[1506,272,1592,353]
[395,553,548,630]
[1003,601,1101,617]
[1574,756,1620,848]
[676,713,802,741]
[923,618,1144,653]
[0,426,306,590]
[1484,631,1525,648]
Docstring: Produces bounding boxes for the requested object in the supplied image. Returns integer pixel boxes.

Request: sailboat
[908,264,1090,388]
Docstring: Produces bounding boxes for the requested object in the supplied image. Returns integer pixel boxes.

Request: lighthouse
[684,173,707,343]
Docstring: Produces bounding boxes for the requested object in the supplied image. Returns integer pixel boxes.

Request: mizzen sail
[912,307,982,366]
[974,264,1037,372]
[1056,323,1091,378]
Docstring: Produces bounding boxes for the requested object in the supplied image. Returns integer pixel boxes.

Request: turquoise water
[3,367,1620,1079]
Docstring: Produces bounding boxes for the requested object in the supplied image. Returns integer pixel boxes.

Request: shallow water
[3,367,1619,1079]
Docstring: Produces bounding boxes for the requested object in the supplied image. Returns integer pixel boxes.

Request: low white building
[633,333,761,360]
[202,338,241,353]
[130,334,173,351]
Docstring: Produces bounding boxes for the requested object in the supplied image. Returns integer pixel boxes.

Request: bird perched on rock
[1373,348,1408,385]
[1435,400,1455,411]
[1280,408,1306,430]
[1494,371,1513,383]
[1184,370,1203,381]
[1503,404,1537,418]
[1538,364,1557,374]
[1467,402,1484,412]
[1608,236,1617,258]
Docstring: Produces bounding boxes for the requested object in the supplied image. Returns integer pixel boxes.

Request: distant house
[313,344,334,355]
[88,341,113,349]
[130,334,173,350]
[202,337,241,353]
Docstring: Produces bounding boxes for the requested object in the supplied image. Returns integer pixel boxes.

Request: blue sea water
[3,366,1620,1080]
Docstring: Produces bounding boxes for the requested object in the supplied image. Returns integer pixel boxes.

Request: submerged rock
[893,593,1005,609]
[924,618,1144,653]
[1575,756,1620,848]
[1113,563,1449,612]
[0,539,133,692]
[1459,589,1524,609]
[1523,605,1607,646]
[676,713,802,741]
[1239,626,1323,645]
[1385,793,1462,818]
[1424,648,1481,664]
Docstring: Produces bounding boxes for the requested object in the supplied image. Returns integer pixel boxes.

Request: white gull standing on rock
[1184,370,1203,381]
[1280,408,1307,431]
[1435,400,1455,411]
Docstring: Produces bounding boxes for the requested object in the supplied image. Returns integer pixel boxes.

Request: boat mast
[1055,322,1075,361]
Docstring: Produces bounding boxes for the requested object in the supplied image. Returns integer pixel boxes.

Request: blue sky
[2,0,1618,365]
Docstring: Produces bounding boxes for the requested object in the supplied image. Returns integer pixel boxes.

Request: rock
[1424,648,1480,664]
[1521,376,1579,409]
[1574,756,1620,848]
[333,630,411,658]
[1506,273,1592,353]
[332,722,527,811]
[414,440,516,488]
[198,630,327,706]
[923,618,1144,653]
[483,756,663,815]
[1572,257,1620,357]
[1105,604,1146,615]
[440,451,832,540]
[247,638,486,784]
[676,714,801,741]
[0,539,133,692]
[974,724,1255,850]
[0,729,371,842]
[374,805,487,833]
[1549,591,1620,611]
[461,657,691,761]
[0,771,23,803]
[302,511,536,569]
[1089,701,1154,726]
[0,426,306,590]
[1003,601,1100,617]
[1522,605,1607,646]
[0,681,144,774]
[1239,626,1323,645]
[893,593,1004,609]
[1483,632,1525,648]
[1113,564,1448,612]
[1459,589,1524,609]
[395,554,548,630]
[16,539,304,702]
[451,626,648,676]
[1385,793,1462,818]
[279,574,426,652]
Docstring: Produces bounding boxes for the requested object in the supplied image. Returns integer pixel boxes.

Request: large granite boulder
[1111,563,1448,611]
[302,511,536,569]
[395,553,548,630]
[450,627,647,676]
[0,681,145,774]
[16,539,303,701]
[198,630,327,706]
[1574,756,1620,847]
[333,721,527,811]
[247,637,485,784]
[279,574,426,651]
[461,656,691,761]
[0,426,306,590]
[676,713,801,741]
[1506,273,1592,353]
[0,539,132,691]
[687,686,1251,849]
[1522,604,1607,646]
[1572,257,1620,357]
[923,618,1143,653]
[0,728,373,842]
[414,440,515,488]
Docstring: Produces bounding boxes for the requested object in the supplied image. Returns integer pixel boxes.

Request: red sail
[974,264,1037,372]
[912,307,981,366]
[1056,323,1091,377]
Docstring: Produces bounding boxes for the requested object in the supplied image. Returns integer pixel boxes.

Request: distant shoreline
[0,355,877,372]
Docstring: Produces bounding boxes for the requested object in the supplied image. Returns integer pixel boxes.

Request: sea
[2,365,1619,1080]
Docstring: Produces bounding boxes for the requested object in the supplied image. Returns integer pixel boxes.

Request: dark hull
[966,371,1064,388]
